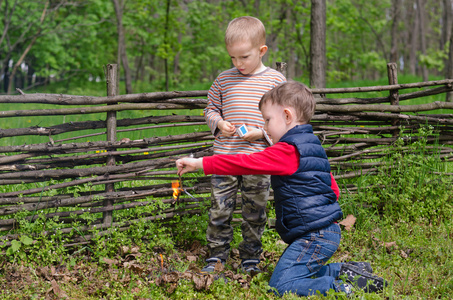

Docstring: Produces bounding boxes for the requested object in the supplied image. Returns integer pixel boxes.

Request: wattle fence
[0,63,452,247]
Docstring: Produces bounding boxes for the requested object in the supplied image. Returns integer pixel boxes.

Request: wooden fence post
[103,64,118,226]
[387,62,399,136]
[276,62,287,79]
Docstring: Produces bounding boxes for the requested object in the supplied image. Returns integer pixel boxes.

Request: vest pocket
[276,205,290,234]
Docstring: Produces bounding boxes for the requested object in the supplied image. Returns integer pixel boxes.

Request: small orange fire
[172,180,181,201]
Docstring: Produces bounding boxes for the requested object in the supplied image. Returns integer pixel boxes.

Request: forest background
[2,0,453,96]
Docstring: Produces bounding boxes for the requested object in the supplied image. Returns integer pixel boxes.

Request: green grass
[1,210,452,299]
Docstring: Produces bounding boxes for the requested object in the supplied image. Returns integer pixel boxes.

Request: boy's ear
[283,108,294,124]
[259,45,268,57]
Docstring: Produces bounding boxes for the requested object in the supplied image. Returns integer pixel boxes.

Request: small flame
[172,180,180,200]
[160,253,164,271]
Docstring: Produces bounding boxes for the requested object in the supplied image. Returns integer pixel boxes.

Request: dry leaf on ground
[339,214,356,231]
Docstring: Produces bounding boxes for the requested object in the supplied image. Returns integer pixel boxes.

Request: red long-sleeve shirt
[203,142,340,199]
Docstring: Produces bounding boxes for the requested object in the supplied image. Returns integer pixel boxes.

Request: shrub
[342,126,452,224]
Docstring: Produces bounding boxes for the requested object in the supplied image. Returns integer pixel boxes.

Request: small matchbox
[237,124,248,137]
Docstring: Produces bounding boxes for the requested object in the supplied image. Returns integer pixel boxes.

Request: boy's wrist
[217,120,224,129]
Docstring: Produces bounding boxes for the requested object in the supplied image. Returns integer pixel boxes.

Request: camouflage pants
[206,174,270,261]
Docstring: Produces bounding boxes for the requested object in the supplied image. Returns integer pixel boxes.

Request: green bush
[342,126,452,224]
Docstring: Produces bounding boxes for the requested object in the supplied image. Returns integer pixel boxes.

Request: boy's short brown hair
[225,16,266,47]
[259,81,316,124]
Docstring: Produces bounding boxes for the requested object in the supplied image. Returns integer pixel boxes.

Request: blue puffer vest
[271,124,343,244]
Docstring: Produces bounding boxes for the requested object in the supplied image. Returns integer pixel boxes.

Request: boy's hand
[217,120,236,137]
[242,128,264,142]
[176,157,203,176]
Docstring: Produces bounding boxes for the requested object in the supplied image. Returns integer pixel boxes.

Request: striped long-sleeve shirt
[204,67,286,155]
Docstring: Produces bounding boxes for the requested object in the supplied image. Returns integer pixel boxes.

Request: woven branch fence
[0,63,452,247]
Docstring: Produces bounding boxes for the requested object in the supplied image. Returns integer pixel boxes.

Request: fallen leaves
[154,267,252,292]
[372,236,411,258]
[152,241,273,292]
[50,279,68,298]
[1,240,277,297]
[186,255,198,262]
[339,214,357,231]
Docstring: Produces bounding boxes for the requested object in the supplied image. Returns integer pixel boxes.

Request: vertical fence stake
[276,62,287,79]
[387,62,399,136]
[103,64,118,226]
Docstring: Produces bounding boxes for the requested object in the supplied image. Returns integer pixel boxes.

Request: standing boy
[202,16,286,273]
[177,81,386,296]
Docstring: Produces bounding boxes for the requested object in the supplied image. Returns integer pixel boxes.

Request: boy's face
[261,101,293,144]
[226,41,267,75]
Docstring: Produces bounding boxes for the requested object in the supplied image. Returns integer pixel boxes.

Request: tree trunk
[173,32,182,77]
[390,0,401,63]
[285,5,295,80]
[7,40,36,94]
[0,0,12,48]
[2,62,9,93]
[135,50,145,82]
[409,2,419,75]
[417,0,429,81]
[447,14,453,102]
[164,0,171,91]
[254,0,260,15]
[112,0,133,94]
[309,0,326,88]
[441,0,453,50]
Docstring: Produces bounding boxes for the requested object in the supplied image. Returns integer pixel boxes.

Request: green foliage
[5,235,33,260]
[419,46,449,71]
[326,0,392,81]
[1,211,69,264]
[342,125,453,224]
[8,0,452,94]
[169,209,209,246]
[1,0,115,84]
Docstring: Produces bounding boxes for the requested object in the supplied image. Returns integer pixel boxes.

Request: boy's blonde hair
[259,81,316,124]
[225,16,266,47]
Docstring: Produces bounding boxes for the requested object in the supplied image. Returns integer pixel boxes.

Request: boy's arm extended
[176,142,298,176]
[176,142,340,199]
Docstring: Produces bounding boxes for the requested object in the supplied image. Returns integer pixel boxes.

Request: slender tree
[112,0,133,94]
[417,0,429,81]
[447,16,453,102]
[441,0,453,50]
[408,1,419,75]
[310,0,326,88]
[390,0,401,63]
[163,0,171,91]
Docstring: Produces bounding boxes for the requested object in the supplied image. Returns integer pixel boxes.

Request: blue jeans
[269,223,343,296]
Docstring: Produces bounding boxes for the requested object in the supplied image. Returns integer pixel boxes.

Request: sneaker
[338,263,387,292]
[341,283,354,297]
[241,259,261,274]
[346,261,373,273]
[200,257,224,274]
